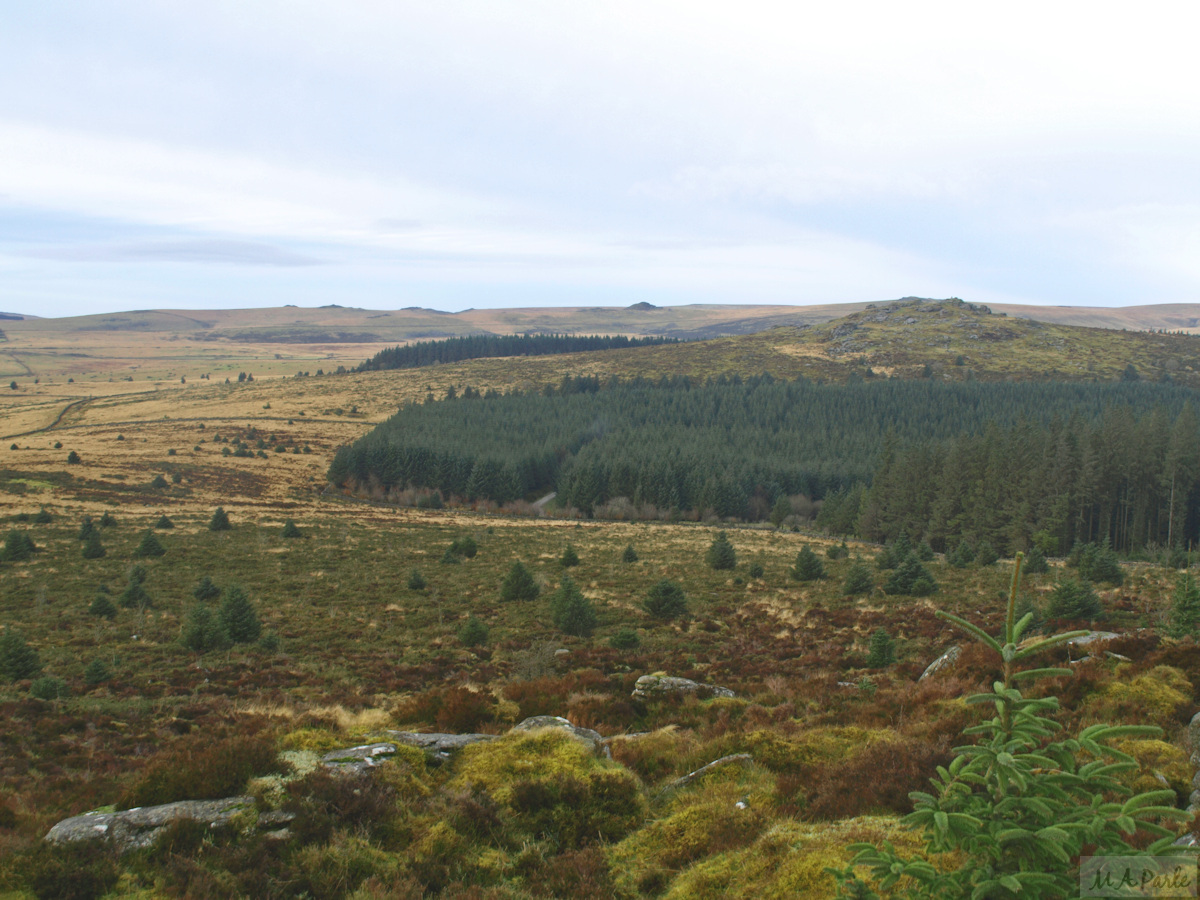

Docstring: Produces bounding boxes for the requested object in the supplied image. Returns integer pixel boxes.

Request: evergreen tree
[1046,577,1102,621]
[450,535,478,558]
[30,676,69,701]
[208,507,232,531]
[219,585,261,644]
[622,543,638,563]
[1078,540,1124,586]
[67,450,81,465]
[560,543,580,567]
[119,569,152,611]
[99,512,117,528]
[281,519,303,538]
[643,579,688,620]
[949,540,975,568]
[155,515,174,529]
[1169,572,1200,637]
[975,541,999,566]
[150,474,168,489]
[32,507,52,524]
[81,531,106,559]
[915,540,935,561]
[1023,545,1049,574]
[0,631,42,682]
[866,627,896,668]
[441,547,461,564]
[78,516,96,540]
[500,560,540,602]
[748,561,765,578]
[89,592,117,619]
[706,531,737,570]
[458,616,489,647]
[843,561,874,595]
[83,658,110,686]
[193,575,221,601]
[790,545,825,581]
[181,605,231,653]
[133,530,165,558]
[883,552,938,596]
[407,570,427,590]
[550,575,596,637]
[1,530,35,562]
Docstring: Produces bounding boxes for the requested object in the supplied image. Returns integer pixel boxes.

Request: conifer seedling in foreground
[833,554,1193,899]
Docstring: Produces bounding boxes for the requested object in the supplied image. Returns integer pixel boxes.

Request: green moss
[279,728,346,752]
[1084,665,1192,729]
[1114,738,1193,801]
[688,726,892,777]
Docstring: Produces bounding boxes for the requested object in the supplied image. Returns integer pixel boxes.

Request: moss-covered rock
[1083,665,1192,730]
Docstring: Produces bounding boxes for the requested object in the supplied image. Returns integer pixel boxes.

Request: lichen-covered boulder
[385,731,499,765]
[632,674,735,701]
[45,796,255,852]
[510,716,603,753]
[919,646,961,681]
[1065,631,1120,649]
[320,743,397,775]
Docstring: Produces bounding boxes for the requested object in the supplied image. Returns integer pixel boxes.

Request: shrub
[609,626,641,650]
[119,730,280,808]
[834,554,1191,898]
[150,474,168,488]
[0,631,42,682]
[790,545,825,581]
[1023,545,1049,574]
[192,575,221,601]
[66,450,81,464]
[551,575,597,637]
[219,585,262,643]
[83,659,110,686]
[843,561,874,595]
[281,518,303,538]
[500,560,540,602]
[560,543,580,567]
[407,569,426,590]
[88,593,117,619]
[78,516,95,540]
[81,531,106,559]
[154,515,173,529]
[866,628,896,668]
[706,530,737,570]
[208,506,232,531]
[133,530,165,558]
[643,579,688,620]
[30,676,69,701]
[98,512,116,528]
[748,561,765,578]
[258,631,281,653]
[622,543,638,563]
[1046,576,1102,621]
[458,616,490,647]
[450,535,478,558]
[181,605,231,653]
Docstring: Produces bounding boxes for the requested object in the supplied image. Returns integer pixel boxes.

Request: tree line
[329,375,1200,543]
[357,333,680,371]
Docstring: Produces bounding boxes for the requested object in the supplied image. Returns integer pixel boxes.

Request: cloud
[22,239,324,267]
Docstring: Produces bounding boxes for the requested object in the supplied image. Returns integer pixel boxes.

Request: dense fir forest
[357,332,680,371]
[330,375,1200,554]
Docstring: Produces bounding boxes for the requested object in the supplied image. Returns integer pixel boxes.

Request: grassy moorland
[0,300,1199,897]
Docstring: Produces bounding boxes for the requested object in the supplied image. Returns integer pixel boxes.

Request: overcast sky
[2,1,1198,316]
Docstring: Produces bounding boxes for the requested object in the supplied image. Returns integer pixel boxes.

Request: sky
[1,1,1198,317]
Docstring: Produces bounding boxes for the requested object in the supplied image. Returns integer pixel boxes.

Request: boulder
[632,674,735,701]
[45,796,255,852]
[510,716,602,752]
[1065,631,1120,649]
[1189,711,1200,754]
[320,743,397,775]
[385,731,498,765]
[919,646,961,681]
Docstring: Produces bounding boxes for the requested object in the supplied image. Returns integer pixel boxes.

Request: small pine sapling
[975,540,1000,566]
[208,507,232,532]
[790,545,825,581]
[551,575,596,637]
[866,627,896,668]
[81,531,106,559]
[458,616,490,647]
[0,631,42,682]
[832,554,1192,899]
[133,530,165,558]
[281,519,303,538]
[219,585,261,644]
[407,570,426,590]
[643,579,688,620]
[155,515,174,530]
[1022,545,1049,574]
[560,543,580,567]
[705,531,737,570]
[622,543,638,563]
[193,575,221,602]
[89,592,117,619]
[948,539,975,569]
[500,560,540,602]
[1169,572,1200,637]
[609,626,641,650]
[843,560,874,596]
[83,659,111,686]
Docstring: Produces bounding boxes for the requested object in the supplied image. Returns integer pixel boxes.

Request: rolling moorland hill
[3,298,1200,896]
